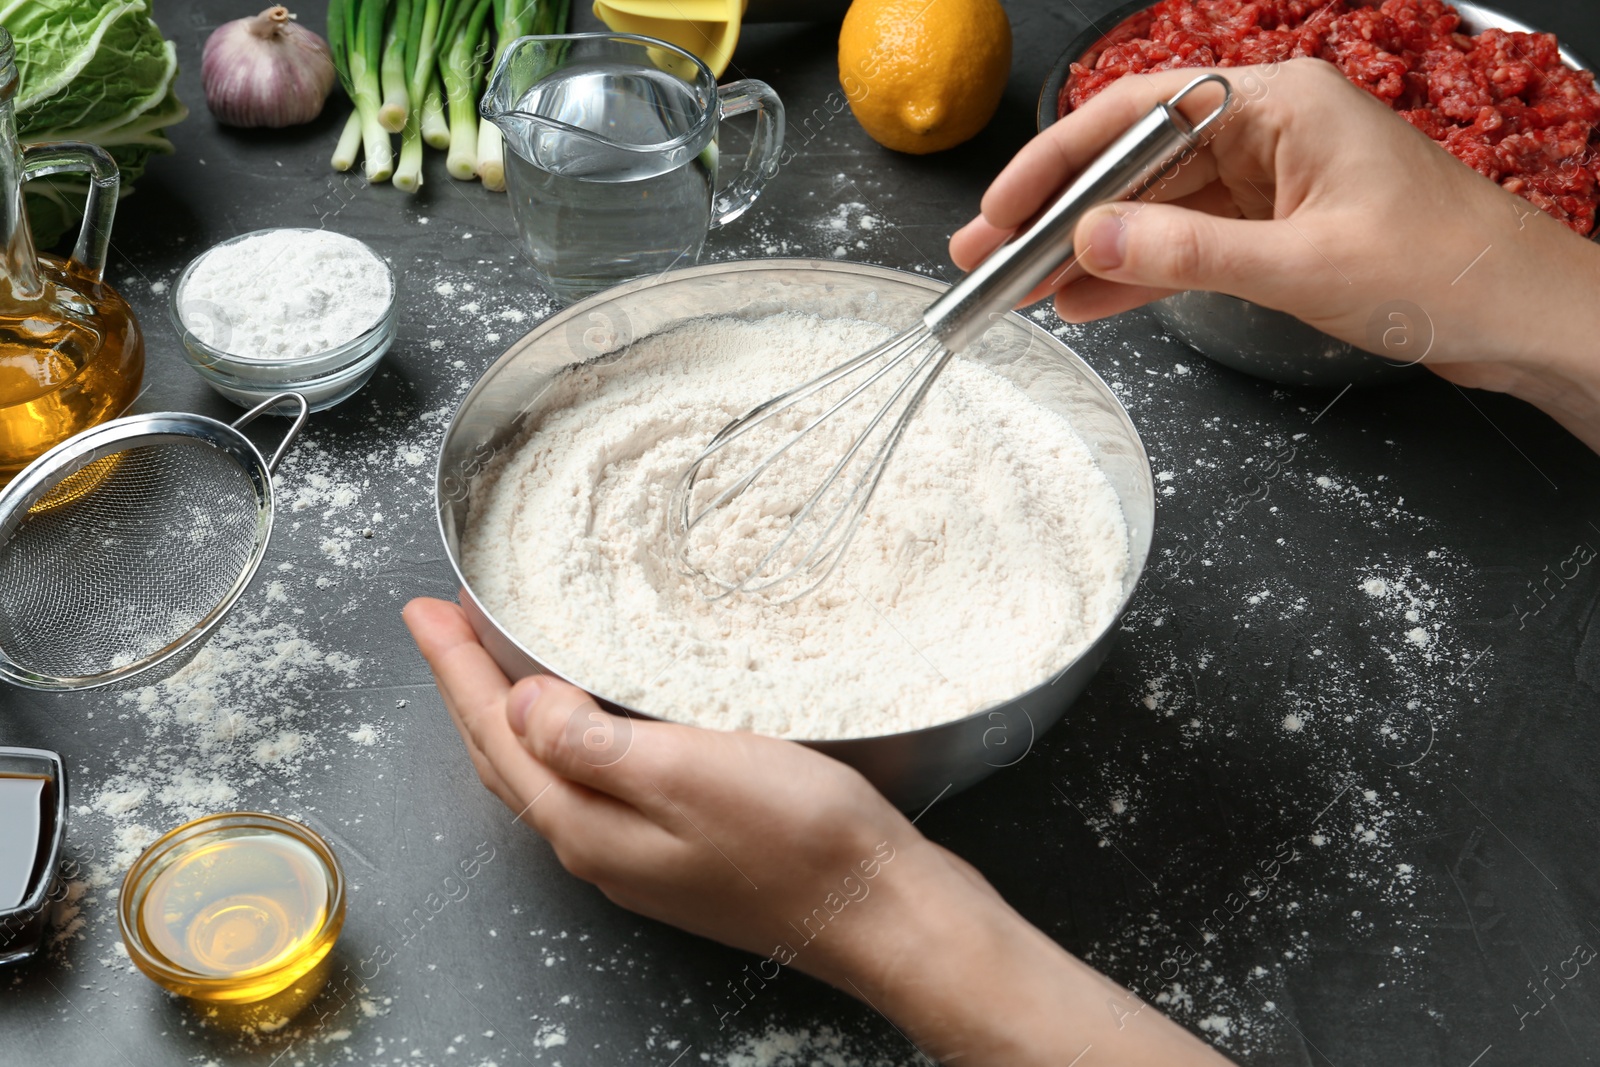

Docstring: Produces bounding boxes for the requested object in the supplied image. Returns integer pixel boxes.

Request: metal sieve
[0,392,308,692]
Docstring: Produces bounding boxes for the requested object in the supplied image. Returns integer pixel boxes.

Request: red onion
[202,7,335,128]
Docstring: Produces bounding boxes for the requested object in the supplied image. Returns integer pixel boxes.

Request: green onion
[422,74,450,148]
[329,0,569,188]
[377,0,413,132]
[474,0,527,190]
[475,113,506,190]
[393,0,447,190]
[441,0,494,181]
[394,109,425,192]
[343,0,394,181]
[331,110,363,170]
[326,0,357,171]
[541,0,570,35]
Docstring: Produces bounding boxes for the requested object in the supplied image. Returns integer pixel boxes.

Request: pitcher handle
[711,79,785,229]
[21,141,119,281]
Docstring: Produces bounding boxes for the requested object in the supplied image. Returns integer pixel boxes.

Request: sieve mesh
[0,438,265,683]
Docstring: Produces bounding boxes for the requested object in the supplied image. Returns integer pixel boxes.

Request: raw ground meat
[1062,0,1600,234]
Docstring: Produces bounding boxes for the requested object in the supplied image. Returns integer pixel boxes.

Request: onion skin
[203,7,336,128]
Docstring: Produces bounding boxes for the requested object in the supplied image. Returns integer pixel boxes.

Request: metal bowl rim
[434,257,1156,745]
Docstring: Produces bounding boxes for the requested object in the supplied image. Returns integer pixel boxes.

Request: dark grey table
[5,1,1600,1064]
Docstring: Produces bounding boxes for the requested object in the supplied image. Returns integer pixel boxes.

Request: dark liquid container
[0,749,66,965]
[0,774,49,907]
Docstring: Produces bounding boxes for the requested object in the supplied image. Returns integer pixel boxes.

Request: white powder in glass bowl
[178,229,392,360]
[460,312,1130,740]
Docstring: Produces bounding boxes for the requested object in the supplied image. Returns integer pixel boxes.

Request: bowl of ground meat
[1038,0,1600,387]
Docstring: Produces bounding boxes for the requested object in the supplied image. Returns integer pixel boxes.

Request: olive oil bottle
[0,28,143,482]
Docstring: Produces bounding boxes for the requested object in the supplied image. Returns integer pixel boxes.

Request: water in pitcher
[503,62,716,301]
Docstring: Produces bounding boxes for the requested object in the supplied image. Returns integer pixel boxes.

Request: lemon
[837,0,1012,155]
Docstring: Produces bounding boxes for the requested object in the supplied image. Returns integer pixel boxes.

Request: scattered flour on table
[1033,315,1490,1058]
[32,603,371,962]
[815,200,885,259]
[711,1026,919,1066]
[347,722,381,745]
[462,312,1130,739]
[271,399,462,579]
[84,613,364,849]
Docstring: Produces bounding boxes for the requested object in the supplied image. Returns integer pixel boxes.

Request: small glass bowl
[169,228,397,413]
[119,811,346,1003]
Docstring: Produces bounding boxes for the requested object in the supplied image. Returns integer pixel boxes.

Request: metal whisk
[671,74,1232,601]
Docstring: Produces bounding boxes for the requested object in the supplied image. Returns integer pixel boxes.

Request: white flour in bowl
[460,312,1130,739]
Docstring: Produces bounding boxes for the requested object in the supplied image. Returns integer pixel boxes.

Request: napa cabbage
[3,0,187,246]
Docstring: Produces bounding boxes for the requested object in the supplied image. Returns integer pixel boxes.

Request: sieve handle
[233,392,309,475]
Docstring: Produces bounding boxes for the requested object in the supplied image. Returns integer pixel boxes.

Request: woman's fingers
[949,156,1224,273]
[1070,201,1316,309]
[508,675,717,826]
[1050,186,1256,318]
[1167,179,1248,220]
[951,140,1229,304]
[401,597,657,832]
[504,677,811,889]
[404,597,509,721]
[404,596,524,774]
[1054,276,1181,322]
[404,598,577,824]
[949,215,1010,272]
[403,598,519,800]
[404,600,683,884]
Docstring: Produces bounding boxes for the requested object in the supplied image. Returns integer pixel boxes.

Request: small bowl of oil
[118,812,345,1003]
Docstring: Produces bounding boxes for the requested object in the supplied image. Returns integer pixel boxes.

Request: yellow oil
[27,452,121,512]
[0,255,143,481]
[136,830,337,1002]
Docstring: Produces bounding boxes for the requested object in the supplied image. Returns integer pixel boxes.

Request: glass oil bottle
[0,28,143,482]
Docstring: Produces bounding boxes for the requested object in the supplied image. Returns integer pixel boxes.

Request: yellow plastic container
[592,0,744,76]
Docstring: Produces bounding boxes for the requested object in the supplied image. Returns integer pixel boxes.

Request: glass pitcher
[481,32,785,303]
[0,29,143,481]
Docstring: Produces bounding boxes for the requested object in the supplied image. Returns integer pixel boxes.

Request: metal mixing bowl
[1037,0,1595,388]
[434,260,1154,810]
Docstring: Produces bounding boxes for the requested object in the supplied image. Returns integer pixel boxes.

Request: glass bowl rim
[117,810,346,991]
[168,227,397,369]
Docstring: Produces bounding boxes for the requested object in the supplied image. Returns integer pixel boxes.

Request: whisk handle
[923,74,1233,350]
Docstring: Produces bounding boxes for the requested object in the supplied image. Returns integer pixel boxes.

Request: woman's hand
[951,58,1600,450]
[401,596,951,985]
[403,596,1233,1065]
